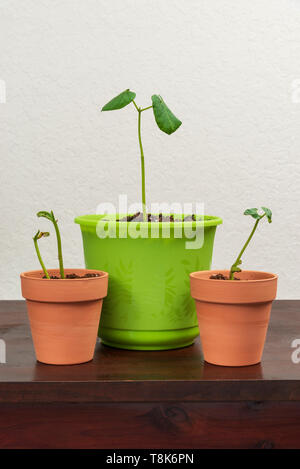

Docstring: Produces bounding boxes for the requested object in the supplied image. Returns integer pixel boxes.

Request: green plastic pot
[74,214,222,350]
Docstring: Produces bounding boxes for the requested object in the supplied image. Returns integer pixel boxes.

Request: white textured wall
[1,0,300,299]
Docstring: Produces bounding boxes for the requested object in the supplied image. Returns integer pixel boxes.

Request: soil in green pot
[115,212,199,222]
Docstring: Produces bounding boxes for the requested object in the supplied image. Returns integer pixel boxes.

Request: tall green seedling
[102,89,182,221]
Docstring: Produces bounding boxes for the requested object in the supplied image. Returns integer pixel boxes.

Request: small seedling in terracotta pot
[20,210,109,365]
[33,230,50,279]
[190,207,278,367]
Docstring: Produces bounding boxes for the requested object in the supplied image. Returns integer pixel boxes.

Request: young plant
[33,230,50,279]
[37,210,65,279]
[101,89,182,221]
[229,207,272,280]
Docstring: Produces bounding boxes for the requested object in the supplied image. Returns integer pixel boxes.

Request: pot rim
[20,268,108,282]
[74,213,223,228]
[190,269,278,283]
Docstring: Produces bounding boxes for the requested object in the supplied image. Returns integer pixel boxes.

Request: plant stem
[137,108,147,221]
[141,105,153,112]
[132,100,152,222]
[229,214,265,280]
[51,212,65,279]
[132,100,139,112]
[33,238,50,279]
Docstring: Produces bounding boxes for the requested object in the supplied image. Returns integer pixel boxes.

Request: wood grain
[0,402,300,449]
[0,300,300,448]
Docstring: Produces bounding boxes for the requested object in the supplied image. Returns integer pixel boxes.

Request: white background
[1,0,299,299]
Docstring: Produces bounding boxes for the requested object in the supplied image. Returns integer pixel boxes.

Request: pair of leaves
[37,210,56,222]
[33,230,50,242]
[101,89,182,135]
[33,211,56,241]
[244,207,272,223]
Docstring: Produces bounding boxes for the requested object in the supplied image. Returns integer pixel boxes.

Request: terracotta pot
[190,270,278,367]
[20,269,108,365]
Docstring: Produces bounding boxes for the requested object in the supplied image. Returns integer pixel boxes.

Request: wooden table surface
[0,300,299,449]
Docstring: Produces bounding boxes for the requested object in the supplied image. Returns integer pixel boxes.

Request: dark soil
[43,273,100,279]
[116,212,198,222]
[210,273,240,281]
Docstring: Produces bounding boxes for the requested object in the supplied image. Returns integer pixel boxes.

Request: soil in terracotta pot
[209,273,240,281]
[43,273,101,279]
[116,212,198,222]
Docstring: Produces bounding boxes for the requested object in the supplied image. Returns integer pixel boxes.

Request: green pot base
[99,326,199,351]
[101,340,196,351]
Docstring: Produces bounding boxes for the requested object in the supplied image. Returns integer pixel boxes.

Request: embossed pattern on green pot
[75,214,222,350]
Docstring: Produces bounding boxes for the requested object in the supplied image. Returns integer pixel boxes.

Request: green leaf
[261,206,272,223]
[151,95,182,135]
[244,208,260,219]
[37,211,53,221]
[101,89,136,111]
